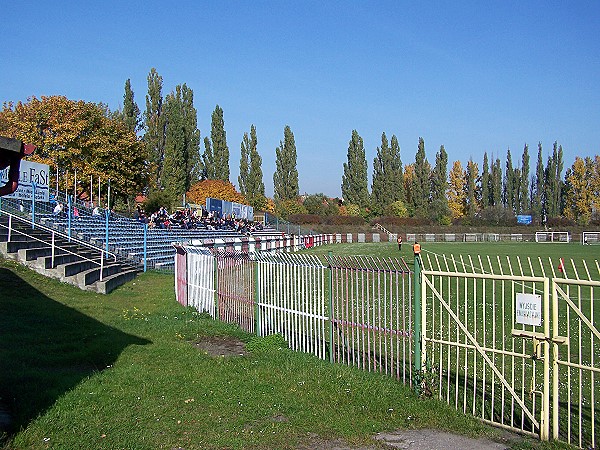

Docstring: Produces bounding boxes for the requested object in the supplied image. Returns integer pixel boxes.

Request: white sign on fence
[0,160,49,202]
[515,293,542,326]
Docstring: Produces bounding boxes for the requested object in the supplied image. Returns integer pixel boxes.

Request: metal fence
[419,253,600,448]
[176,248,599,448]
[176,249,414,383]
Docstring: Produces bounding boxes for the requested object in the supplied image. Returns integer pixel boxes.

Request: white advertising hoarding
[0,160,50,202]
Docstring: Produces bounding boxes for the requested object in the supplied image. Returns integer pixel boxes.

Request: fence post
[254,257,260,336]
[67,195,72,241]
[104,208,109,256]
[413,252,422,373]
[100,251,104,281]
[213,255,219,320]
[31,182,36,229]
[51,231,55,268]
[327,251,334,364]
[143,223,148,272]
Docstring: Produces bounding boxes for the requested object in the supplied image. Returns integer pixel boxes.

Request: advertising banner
[1,160,49,202]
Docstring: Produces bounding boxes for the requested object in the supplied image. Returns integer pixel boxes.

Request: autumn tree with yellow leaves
[447,160,466,219]
[185,179,246,206]
[563,156,600,225]
[0,96,149,207]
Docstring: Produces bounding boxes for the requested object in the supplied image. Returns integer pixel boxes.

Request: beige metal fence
[420,253,599,447]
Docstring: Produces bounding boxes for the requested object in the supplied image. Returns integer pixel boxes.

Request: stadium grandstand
[0,189,286,271]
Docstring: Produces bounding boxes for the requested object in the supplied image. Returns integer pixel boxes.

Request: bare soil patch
[193,335,248,357]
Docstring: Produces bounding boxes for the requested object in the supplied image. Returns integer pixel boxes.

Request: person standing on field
[397,235,402,251]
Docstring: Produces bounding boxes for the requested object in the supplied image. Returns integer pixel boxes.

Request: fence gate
[420,254,600,447]
[552,276,600,448]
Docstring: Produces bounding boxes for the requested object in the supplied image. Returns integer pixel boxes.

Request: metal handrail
[1,208,119,261]
[0,210,129,281]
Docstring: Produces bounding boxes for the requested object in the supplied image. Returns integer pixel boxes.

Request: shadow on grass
[0,268,150,439]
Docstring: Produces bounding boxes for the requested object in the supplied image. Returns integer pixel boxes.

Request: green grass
[300,242,599,447]
[301,241,599,269]
[0,256,576,449]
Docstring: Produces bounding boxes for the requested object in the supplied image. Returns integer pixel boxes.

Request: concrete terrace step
[94,269,138,294]
[0,217,138,294]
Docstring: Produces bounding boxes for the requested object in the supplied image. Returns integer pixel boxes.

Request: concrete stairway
[0,214,139,294]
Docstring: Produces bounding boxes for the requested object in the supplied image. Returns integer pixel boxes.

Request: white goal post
[582,231,600,245]
[535,231,571,243]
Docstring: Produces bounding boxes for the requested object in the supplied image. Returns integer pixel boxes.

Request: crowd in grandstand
[134,206,263,234]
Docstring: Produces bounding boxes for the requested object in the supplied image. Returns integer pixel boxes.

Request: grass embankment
[0,256,572,449]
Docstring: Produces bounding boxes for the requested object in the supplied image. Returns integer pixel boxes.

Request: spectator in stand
[53,202,63,217]
[92,205,102,217]
[73,206,80,220]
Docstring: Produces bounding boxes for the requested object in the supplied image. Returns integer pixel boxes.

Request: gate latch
[511,329,568,346]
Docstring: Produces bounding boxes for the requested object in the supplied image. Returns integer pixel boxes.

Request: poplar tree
[371,132,403,215]
[248,125,266,210]
[202,137,215,179]
[504,148,516,212]
[490,157,502,206]
[273,125,299,201]
[162,91,186,201]
[210,105,229,181]
[544,142,563,218]
[481,152,490,209]
[238,133,250,195]
[519,144,530,213]
[430,144,450,220]
[144,68,167,189]
[411,137,430,216]
[162,84,201,202]
[532,142,544,219]
[341,130,369,208]
[239,125,265,209]
[465,159,479,218]
[122,78,140,133]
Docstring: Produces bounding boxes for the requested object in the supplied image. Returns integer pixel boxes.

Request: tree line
[1,67,598,225]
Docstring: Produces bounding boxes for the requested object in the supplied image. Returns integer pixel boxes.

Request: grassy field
[301,240,599,265]
[0,245,581,449]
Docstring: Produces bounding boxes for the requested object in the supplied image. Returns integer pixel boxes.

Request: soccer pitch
[302,241,599,271]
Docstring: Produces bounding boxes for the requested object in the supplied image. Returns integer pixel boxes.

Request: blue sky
[2,1,599,198]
